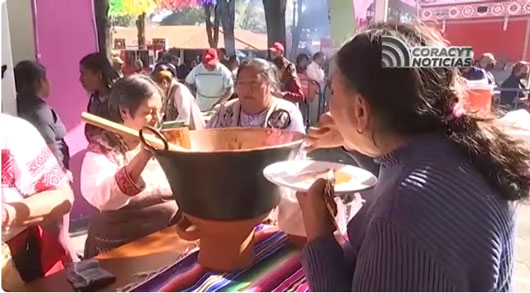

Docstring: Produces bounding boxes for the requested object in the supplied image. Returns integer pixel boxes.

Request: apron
[84,194,179,258]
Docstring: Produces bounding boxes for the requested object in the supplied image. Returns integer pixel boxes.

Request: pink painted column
[32,0,99,221]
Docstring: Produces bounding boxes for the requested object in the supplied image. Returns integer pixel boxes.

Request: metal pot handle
[139,126,169,152]
[175,212,200,241]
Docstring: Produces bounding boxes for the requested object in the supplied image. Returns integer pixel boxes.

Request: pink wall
[33,0,98,220]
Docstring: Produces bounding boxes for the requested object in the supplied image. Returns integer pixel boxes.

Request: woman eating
[79,53,120,142]
[80,75,178,258]
[299,22,530,291]
[15,60,70,169]
[151,65,205,130]
[207,58,304,133]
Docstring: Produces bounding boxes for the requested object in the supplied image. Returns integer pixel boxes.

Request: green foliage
[158,0,266,33]
[111,15,137,27]
[159,7,205,25]
[235,0,266,33]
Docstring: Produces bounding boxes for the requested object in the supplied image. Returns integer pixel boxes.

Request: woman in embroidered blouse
[80,53,120,142]
[151,65,205,130]
[207,58,305,133]
[80,75,178,258]
[1,114,74,283]
[298,23,530,291]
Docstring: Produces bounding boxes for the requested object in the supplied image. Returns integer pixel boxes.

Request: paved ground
[70,148,530,291]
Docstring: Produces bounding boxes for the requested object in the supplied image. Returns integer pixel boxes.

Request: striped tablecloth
[130,226,308,292]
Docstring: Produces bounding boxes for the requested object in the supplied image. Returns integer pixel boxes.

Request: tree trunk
[290,0,304,60]
[205,5,220,48]
[136,12,146,49]
[218,0,236,56]
[94,0,111,60]
[263,0,287,52]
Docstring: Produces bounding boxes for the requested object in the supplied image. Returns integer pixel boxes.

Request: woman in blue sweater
[300,22,530,291]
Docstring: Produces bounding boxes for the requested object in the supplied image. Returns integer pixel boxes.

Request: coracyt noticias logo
[381,36,473,68]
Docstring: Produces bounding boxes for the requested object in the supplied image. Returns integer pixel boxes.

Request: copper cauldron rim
[160,127,305,154]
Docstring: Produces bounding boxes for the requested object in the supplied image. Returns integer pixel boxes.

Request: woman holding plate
[299,22,530,291]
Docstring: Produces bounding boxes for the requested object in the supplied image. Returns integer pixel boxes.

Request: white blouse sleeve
[80,151,145,211]
[174,84,193,126]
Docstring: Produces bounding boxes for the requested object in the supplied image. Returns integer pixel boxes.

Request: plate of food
[263,160,377,194]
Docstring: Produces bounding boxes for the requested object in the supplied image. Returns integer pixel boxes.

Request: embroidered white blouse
[1,115,70,241]
[80,142,173,211]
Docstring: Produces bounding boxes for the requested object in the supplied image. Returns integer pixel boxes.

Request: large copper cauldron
[139,127,304,271]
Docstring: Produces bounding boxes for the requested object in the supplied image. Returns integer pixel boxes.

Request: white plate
[263,160,377,194]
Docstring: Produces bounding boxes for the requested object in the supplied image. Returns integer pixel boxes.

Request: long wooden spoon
[81,112,189,152]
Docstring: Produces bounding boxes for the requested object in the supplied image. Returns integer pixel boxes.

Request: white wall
[1,1,17,115]
[6,0,35,64]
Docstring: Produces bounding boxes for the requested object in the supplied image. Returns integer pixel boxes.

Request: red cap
[269,42,285,54]
[202,48,219,65]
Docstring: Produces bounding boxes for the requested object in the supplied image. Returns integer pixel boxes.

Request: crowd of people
[2,21,530,291]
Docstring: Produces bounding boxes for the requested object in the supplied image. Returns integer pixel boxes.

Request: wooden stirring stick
[81,112,189,152]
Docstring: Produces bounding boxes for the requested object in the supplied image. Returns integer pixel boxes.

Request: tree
[94,0,112,60]
[159,7,204,25]
[136,12,147,49]
[217,0,236,56]
[111,15,137,27]
[235,0,266,33]
[204,3,220,48]
[108,0,158,51]
[290,0,303,60]
[263,0,286,49]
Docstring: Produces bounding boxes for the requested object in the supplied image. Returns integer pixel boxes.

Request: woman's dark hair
[108,74,164,124]
[313,52,325,61]
[512,61,529,76]
[336,22,530,201]
[14,60,46,94]
[272,57,296,81]
[153,61,177,78]
[296,53,310,73]
[80,53,120,90]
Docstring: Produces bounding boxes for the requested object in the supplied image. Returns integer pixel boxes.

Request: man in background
[185,49,234,112]
[500,61,529,110]
[477,53,497,85]
[270,42,288,64]
[305,52,326,125]
[218,48,230,69]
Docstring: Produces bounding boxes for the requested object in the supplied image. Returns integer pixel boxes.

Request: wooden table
[18,226,194,292]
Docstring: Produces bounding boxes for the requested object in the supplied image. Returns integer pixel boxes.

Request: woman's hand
[305,112,344,152]
[2,206,8,227]
[296,178,336,241]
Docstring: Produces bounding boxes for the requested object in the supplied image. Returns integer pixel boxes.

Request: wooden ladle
[81,112,190,152]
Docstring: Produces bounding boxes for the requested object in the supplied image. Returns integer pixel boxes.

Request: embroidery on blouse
[219,106,235,127]
[239,110,268,127]
[1,149,15,187]
[27,147,53,177]
[114,166,145,196]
